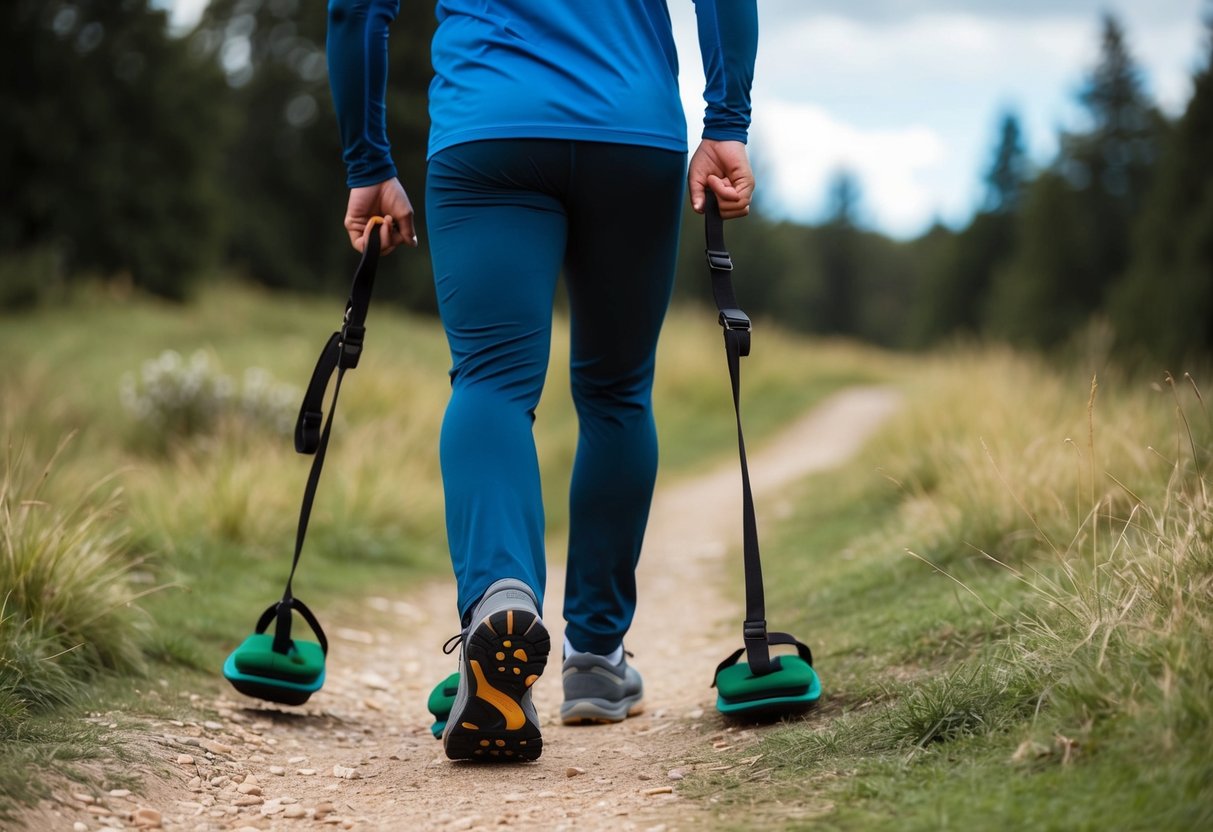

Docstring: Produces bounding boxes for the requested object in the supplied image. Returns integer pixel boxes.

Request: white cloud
[751,99,948,236]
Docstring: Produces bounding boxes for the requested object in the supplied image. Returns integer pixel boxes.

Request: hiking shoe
[560,649,644,724]
[443,579,550,762]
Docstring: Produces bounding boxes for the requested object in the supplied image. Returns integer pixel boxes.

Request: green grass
[692,349,1213,830]
[0,280,882,811]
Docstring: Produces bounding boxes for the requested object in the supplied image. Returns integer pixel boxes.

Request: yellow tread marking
[461,722,479,730]
[507,610,514,634]
[469,660,526,730]
[479,740,490,747]
[513,649,528,662]
[503,640,512,648]
[524,674,538,687]
[496,652,505,660]
[484,616,497,635]
[495,739,505,747]
[498,666,506,672]
[513,668,521,675]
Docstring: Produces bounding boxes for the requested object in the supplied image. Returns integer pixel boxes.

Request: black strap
[704,192,784,678]
[269,222,382,655]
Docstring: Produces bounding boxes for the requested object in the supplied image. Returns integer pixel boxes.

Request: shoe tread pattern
[444,609,550,762]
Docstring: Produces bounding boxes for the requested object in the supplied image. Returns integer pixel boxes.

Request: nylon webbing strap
[704,193,771,676]
[271,220,382,655]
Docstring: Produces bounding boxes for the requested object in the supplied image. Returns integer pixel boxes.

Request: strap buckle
[743,618,768,642]
[339,324,365,369]
[706,248,733,271]
[718,308,751,332]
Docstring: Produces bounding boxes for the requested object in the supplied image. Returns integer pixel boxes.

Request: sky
[165,0,1210,238]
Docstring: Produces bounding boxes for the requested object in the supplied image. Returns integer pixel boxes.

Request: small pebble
[176,754,195,766]
[298,769,317,776]
[132,806,163,827]
[237,783,262,796]
[269,766,286,776]
[234,795,264,807]
[565,767,585,778]
[667,768,686,781]
[108,789,132,798]
[73,823,88,832]
[71,793,95,805]
[642,786,674,796]
[284,805,306,818]
[288,755,308,764]
[332,765,360,780]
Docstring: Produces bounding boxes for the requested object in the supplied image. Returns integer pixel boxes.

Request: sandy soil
[28,387,899,832]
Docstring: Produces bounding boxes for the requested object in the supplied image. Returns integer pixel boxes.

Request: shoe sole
[560,695,645,725]
[444,608,550,762]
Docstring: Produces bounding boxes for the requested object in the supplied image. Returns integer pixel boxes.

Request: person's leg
[560,142,686,655]
[426,139,570,622]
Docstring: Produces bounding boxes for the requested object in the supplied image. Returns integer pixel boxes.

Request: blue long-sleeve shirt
[327,0,758,188]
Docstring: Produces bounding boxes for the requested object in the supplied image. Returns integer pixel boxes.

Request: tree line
[2,2,1210,362]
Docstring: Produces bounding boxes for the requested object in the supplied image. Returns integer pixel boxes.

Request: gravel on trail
[27,388,899,832]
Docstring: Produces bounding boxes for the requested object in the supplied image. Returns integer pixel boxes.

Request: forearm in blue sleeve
[693,0,758,143]
[326,0,400,187]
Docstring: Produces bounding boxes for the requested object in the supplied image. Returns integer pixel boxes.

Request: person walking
[326,0,757,761]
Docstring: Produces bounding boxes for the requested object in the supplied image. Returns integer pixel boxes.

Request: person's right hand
[687,139,755,219]
[344,178,418,255]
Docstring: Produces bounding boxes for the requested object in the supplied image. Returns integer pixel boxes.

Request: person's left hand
[344,177,418,255]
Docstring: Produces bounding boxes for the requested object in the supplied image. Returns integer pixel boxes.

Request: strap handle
[272,218,383,654]
[255,597,330,657]
[704,193,772,675]
[711,632,814,685]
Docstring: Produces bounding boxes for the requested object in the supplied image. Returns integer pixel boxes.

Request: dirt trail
[34,387,899,832]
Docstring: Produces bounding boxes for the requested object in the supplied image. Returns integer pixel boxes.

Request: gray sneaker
[443,579,550,762]
[560,649,644,724]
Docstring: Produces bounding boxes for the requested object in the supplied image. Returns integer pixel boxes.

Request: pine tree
[0,0,232,302]
[1109,14,1213,360]
[984,111,1028,215]
[194,0,436,307]
[985,14,1162,346]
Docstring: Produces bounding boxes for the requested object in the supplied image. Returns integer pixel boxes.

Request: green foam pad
[715,655,821,716]
[228,634,326,684]
[427,672,460,739]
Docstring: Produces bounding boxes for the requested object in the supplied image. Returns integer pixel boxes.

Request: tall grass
[0,282,884,810]
[702,349,1213,830]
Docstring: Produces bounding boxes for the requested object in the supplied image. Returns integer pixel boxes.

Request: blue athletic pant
[426,139,686,654]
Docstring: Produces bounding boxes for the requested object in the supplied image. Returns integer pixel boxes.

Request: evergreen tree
[986,14,1162,346]
[984,111,1028,214]
[911,111,1025,344]
[0,0,232,302]
[818,169,861,334]
[1109,14,1213,360]
[194,0,436,308]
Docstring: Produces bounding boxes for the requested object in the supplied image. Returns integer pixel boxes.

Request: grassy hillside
[0,281,885,812]
[695,348,1212,830]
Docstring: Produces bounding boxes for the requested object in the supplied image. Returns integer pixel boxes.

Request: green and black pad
[702,194,822,719]
[223,598,328,706]
[222,218,383,706]
[427,672,460,739]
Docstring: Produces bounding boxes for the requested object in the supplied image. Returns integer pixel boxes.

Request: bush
[118,349,298,446]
